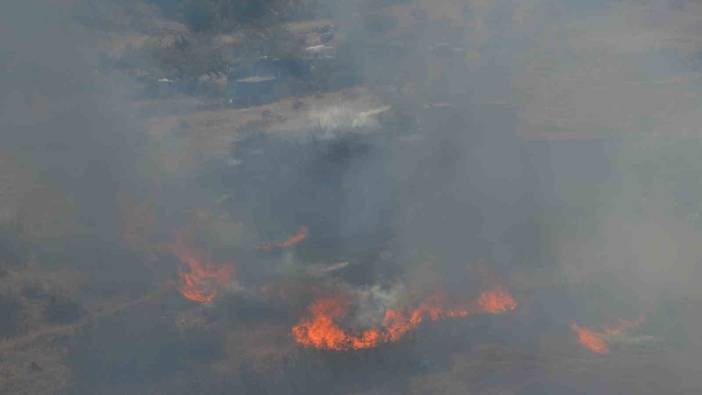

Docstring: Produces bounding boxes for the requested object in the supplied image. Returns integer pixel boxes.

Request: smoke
[3,0,702,393]
[353,284,406,326]
[318,0,702,390]
[1,0,147,243]
[328,0,702,296]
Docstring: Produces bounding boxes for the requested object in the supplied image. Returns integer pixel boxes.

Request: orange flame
[571,322,610,354]
[292,287,517,351]
[477,286,518,313]
[172,238,235,304]
[258,226,308,251]
[571,314,644,354]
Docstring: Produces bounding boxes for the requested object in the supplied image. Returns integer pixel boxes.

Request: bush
[0,294,21,338]
[183,0,218,32]
[45,294,82,324]
[175,0,318,32]
[0,222,28,268]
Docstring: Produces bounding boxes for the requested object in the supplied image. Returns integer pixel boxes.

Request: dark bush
[183,0,217,32]
[45,294,82,324]
[0,294,22,338]
[0,222,29,268]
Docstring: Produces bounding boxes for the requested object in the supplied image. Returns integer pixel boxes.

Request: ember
[292,287,517,351]
[172,238,235,304]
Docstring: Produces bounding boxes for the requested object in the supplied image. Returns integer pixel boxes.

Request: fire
[290,296,381,351]
[292,287,517,351]
[571,314,644,354]
[258,226,308,251]
[172,238,235,304]
[477,286,518,313]
[571,322,610,354]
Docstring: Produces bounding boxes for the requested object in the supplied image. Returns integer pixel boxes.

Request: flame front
[292,287,517,351]
[258,226,309,251]
[571,314,644,354]
[476,286,518,313]
[172,238,235,304]
[571,322,610,354]
[290,296,382,351]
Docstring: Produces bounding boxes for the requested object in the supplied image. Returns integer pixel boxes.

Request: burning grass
[257,226,309,252]
[292,287,517,351]
[571,314,645,354]
[172,236,236,304]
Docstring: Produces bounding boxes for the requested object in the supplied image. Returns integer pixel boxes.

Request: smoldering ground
[2,0,702,394]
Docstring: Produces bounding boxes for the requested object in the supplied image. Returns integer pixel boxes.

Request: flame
[258,226,308,251]
[292,287,517,351]
[476,286,518,313]
[571,314,644,354]
[571,322,610,354]
[172,238,235,304]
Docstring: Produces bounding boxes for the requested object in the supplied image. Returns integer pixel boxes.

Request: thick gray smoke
[322,1,702,392]
[332,0,702,292]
